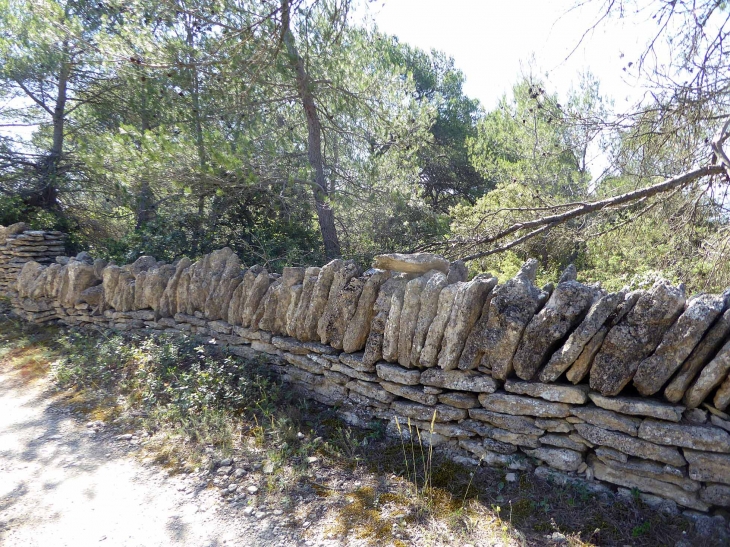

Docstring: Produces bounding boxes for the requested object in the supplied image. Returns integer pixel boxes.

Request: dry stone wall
[4,222,730,515]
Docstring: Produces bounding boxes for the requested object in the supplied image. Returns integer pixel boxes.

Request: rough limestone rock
[318,260,360,344]
[224,265,258,325]
[438,392,480,409]
[570,407,641,436]
[362,276,404,366]
[255,278,282,332]
[478,393,571,418]
[467,409,544,435]
[342,269,390,353]
[240,269,270,328]
[420,368,498,393]
[446,260,468,284]
[204,252,244,320]
[513,265,601,381]
[590,280,686,396]
[397,273,430,367]
[715,376,730,411]
[300,260,340,341]
[418,283,458,368]
[409,270,447,363]
[588,393,684,422]
[381,382,438,405]
[58,260,99,307]
[376,362,421,385]
[574,423,686,467]
[159,258,192,318]
[565,325,608,384]
[438,274,497,370]
[539,433,587,452]
[322,276,365,349]
[684,450,730,485]
[391,401,467,422]
[141,264,176,312]
[290,266,321,339]
[523,447,583,472]
[504,379,589,404]
[273,267,305,335]
[665,307,730,403]
[591,459,708,511]
[284,283,303,337]
[382,280,408,362]
[16,261,45,298]
[540,291,624,383]
[567,290,644,377]
[633,293,724,396]
[475,260,547,379]
[638,420,730,453]
[684,338,730,409]
[591,453,697,492]
[373,252,449,275]
[700,484,730,507]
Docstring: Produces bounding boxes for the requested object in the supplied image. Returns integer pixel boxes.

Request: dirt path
[0,365,303,547]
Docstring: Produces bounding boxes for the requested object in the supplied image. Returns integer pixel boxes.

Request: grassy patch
[0,314,724,546]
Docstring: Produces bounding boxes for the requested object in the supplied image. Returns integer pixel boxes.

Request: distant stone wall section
[3,222,730,515]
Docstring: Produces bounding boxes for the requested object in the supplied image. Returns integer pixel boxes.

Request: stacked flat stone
[0,223,66,294]
[7,244,730,514]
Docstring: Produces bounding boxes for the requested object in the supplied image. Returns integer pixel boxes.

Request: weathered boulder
[438,274,497,370]
[373,252,449,275]
[362,276,405,366]
[342,269,390,353]
[513,265,601,381]
[633,293,724,396]
[684,338,730,409]
[665,307,730,403]
[540,291,624,383]
[475,260,547,379]
[418,283,458,368]
[284,283,303,337]
[590,280,685,396]
[317,260,360,344]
